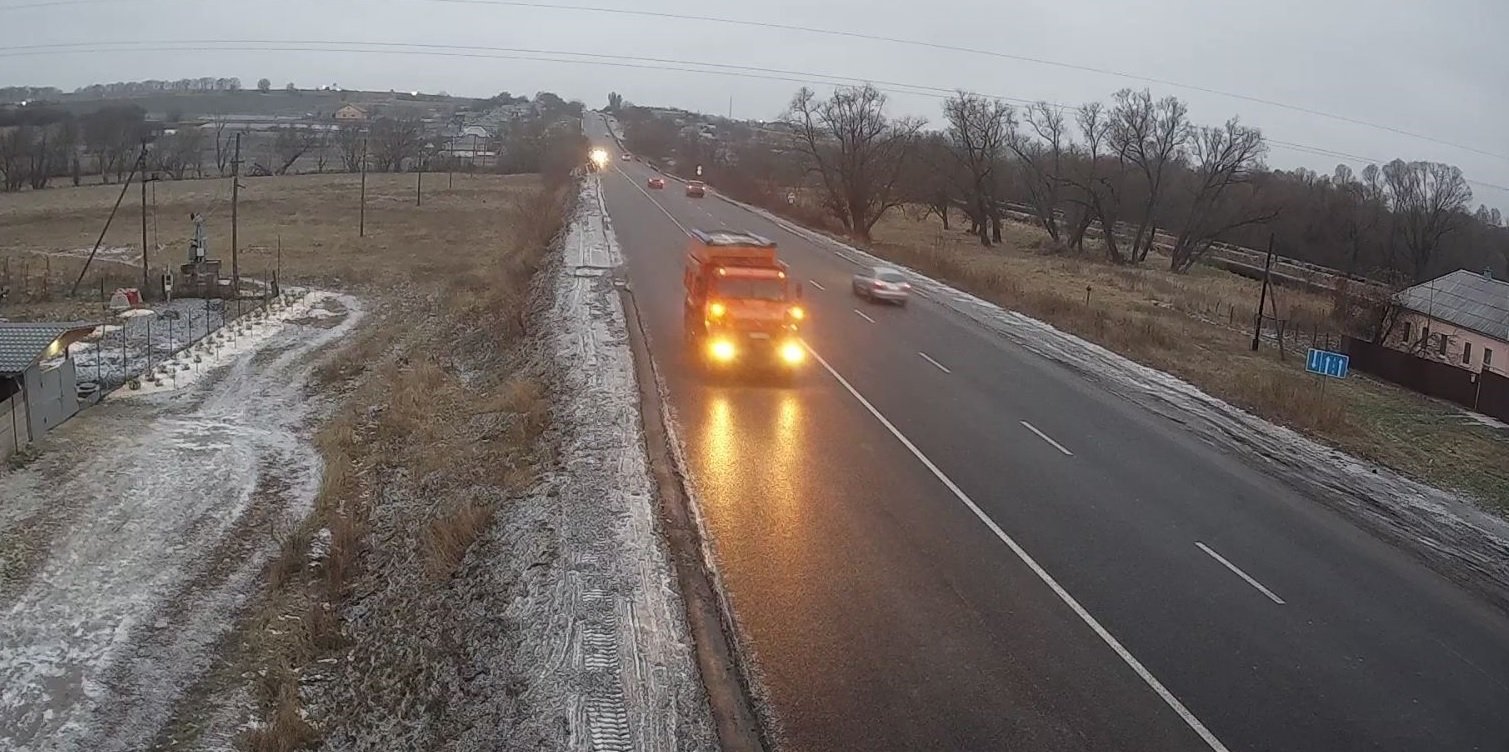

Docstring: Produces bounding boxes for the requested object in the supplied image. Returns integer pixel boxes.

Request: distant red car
[647,177,665,189]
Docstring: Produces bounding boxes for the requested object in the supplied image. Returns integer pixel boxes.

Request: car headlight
[788,305,805,321]
[779,340,805,365]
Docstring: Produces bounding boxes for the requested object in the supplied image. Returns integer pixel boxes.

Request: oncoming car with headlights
[682,230,806,378]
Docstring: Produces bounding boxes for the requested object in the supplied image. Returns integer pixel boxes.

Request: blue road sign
[1306,348,1350,379]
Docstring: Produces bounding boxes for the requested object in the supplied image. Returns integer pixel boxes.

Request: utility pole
[1250,234,1275,352]
[359,137,368,237]
[416,156,424,207]
[139,141,150,295]
[728,94,733,119]
[231,132,242,297]
[71,142,145,296]
[447,136,454,189]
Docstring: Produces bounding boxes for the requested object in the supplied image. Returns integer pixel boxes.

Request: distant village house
[334,104,368,122]
[1388,269,1509,375]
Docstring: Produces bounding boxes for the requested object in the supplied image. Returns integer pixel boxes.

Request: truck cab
[683,229,805,371]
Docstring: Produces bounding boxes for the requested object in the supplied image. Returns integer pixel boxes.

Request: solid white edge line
[808,280,827,291]
[918,351,952,374]
[1196,542,1287,606]
[805,344,1230,752]
[1021,420,1074,457]
[854,309,876,323]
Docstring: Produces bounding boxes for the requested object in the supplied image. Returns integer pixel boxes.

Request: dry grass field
[864,209,1509,512]
[1,171,569,749]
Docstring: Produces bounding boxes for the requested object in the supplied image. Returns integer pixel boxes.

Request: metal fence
[1343,336,1509,421]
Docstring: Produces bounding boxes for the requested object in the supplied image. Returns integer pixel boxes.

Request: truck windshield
[713,277,787,301]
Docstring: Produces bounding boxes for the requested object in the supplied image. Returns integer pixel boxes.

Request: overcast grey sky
[4,0,1507,208]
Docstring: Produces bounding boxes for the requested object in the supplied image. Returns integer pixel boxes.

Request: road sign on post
[1306,348,1350,379]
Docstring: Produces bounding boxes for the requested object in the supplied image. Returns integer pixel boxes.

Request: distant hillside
[21,89,488,121]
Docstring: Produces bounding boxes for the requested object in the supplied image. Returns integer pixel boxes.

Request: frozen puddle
[0,290,362,752]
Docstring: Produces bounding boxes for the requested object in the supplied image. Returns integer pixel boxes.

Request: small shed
[1,322,99,459]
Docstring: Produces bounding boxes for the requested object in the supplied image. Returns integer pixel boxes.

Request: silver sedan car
[852,266,911,306]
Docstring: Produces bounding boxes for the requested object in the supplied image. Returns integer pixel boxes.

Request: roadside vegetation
[868,211,1509,510]
[226,170,570,752]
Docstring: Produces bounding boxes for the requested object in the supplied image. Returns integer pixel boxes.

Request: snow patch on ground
[724,195,1509,599]
[1460,411,1509,431]
[315,176,713,752]
[108,290,343,398]
[523,174,716,750]
[0,289,363,752]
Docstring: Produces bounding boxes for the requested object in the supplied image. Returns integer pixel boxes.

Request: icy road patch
[0,290,361,752]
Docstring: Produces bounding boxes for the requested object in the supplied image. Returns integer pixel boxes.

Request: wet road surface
[587,114,1509,752]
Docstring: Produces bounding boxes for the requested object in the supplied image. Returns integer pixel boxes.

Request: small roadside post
[1306,346,1350,400]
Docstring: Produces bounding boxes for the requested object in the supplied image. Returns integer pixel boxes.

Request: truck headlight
[779,340,805,365]
[709,338,737,362]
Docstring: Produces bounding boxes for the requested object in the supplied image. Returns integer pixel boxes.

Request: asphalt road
[586,115,1509,752]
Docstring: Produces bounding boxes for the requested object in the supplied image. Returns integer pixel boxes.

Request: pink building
[1388,269,1509,375]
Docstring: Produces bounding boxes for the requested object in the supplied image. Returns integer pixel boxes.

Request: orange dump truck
[683,229,806,370]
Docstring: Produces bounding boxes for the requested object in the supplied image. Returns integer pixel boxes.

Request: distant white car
[852,266,911,306]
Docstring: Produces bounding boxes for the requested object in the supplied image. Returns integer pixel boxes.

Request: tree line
[0,90,590,190]
[623,86,1506,283]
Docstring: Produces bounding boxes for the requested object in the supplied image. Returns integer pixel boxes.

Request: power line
[0,39,964,100]
[427,0,1509,164]
[3,0,1500,165]
[0,40,986,106]
[6,39,1504,195]
[0,0,117,9]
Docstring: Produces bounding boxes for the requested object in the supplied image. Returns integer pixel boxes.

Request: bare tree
[257,78,272,93]
[212,119,231,176]
[312,128,331,173]
[1381,159,1473,281]
[369,116,423,172]
[902,132,958,230]
[1063,101,1134,263]
[1006,101,1071,244]
[0,127,32,192]
[783,85,923,242]
[944,91,1012,245]
[336,126,365,172]
[1168,118,1274,271]
[82,105,144,183]
[25,123,53,190]
[272,125,318,174]
[153,127,206,180]
[1107,88,1189,262]
[1329,163,1387,276]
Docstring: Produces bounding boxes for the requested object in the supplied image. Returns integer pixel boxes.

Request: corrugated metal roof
[1397,269,1509,342]
[0,322,98,375]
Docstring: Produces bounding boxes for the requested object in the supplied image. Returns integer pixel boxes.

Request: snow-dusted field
[0,290,361,752]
